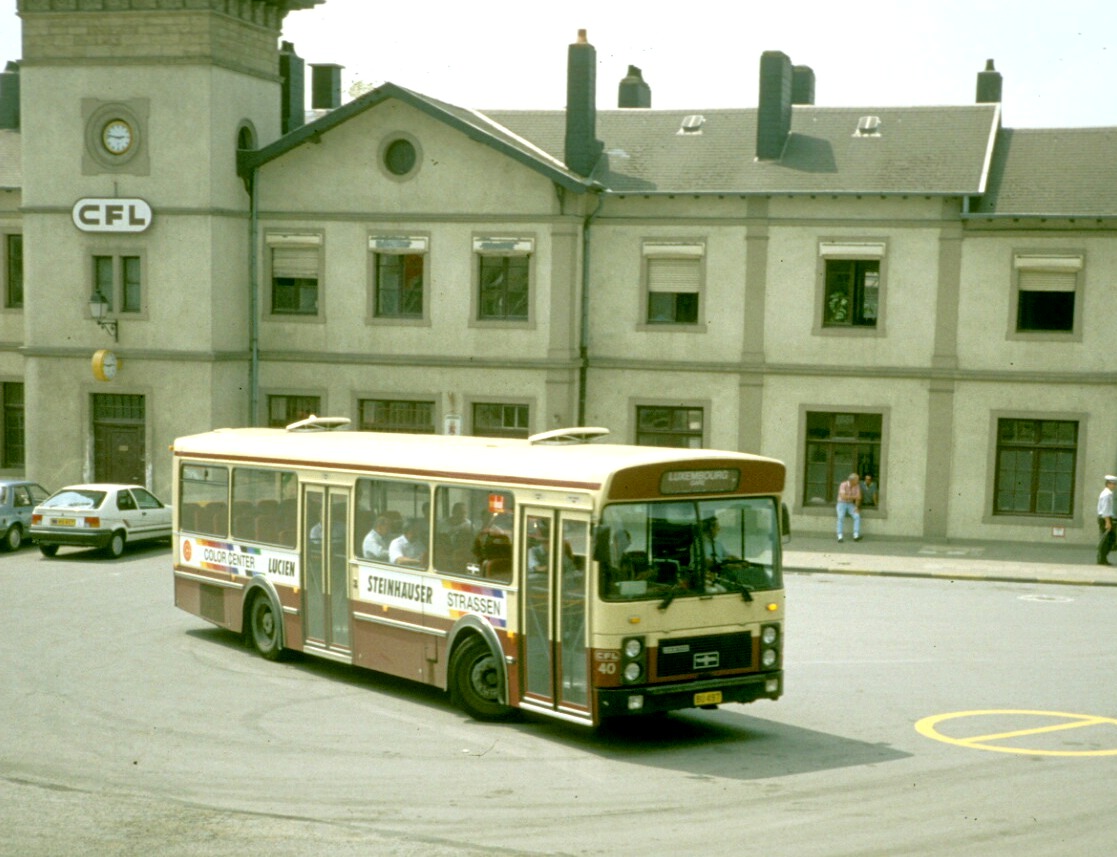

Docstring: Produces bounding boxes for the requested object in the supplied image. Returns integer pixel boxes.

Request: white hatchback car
[31,483,172,558]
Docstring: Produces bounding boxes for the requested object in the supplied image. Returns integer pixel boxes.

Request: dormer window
[678,114,705,135]
[854,115,881,137]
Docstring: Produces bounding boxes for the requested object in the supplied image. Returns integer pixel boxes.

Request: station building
[1,0,1115,546]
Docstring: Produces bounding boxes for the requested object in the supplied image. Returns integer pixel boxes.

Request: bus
[171,418,788,726]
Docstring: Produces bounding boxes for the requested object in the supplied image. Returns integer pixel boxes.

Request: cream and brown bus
[171,418,787,725]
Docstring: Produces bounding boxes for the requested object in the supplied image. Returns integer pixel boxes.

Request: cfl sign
[72,198,152,233]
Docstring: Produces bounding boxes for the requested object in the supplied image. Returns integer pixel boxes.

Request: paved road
[3,543,1116,856]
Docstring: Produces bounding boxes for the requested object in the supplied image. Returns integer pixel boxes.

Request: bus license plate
[694,691,722,706]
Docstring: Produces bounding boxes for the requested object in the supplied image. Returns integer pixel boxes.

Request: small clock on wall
[83,100,148,173]
[100,118,134,155]
[92,348,118,382]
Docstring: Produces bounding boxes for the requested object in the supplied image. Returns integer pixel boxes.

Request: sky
[2,0,1116,128]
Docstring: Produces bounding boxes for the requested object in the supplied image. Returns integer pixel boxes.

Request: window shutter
[369,236,428,254]
[1018,270,1076,293]
[272,246,318,279]
[647,257,700,293]
[473,237,533,256]
[1014,254,1081,292]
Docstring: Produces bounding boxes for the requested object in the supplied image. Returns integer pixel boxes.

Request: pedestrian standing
[835,473,862,543]
[861,474,878,507]
[1097,475,1117,566]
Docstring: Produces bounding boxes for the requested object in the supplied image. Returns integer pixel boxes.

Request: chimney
[279,42,305,133]
[0,61,19,130]
[757,51,794,161]
[791,64,815,105]
[564,29,604,176]
[311,63,343,111]
[618,64,651,108]
[976,59,1002,104]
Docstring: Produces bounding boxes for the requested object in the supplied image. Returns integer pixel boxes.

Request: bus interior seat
[619,550,649,580]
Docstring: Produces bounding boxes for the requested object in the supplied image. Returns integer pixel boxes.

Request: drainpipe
[248,169,260,425]
[578,186,605,425]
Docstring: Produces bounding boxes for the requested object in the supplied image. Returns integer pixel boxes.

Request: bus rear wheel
[248,594,284,661]
[449,635,512,721]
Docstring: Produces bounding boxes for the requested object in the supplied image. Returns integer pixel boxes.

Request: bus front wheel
[248,594,284,661]
[449,635,512,721]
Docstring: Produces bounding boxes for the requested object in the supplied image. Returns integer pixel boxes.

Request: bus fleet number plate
[694,691,722,706]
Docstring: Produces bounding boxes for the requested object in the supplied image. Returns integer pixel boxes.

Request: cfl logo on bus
[694,651,720,670]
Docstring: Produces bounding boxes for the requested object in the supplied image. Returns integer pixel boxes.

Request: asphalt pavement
[783,533,1117,588]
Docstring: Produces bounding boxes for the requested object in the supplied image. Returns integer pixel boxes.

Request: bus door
[521,508,591,712]
[303,486,352,652]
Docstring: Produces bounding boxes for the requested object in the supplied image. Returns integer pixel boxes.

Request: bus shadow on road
[529,709,912,781]
[187,627,909,781]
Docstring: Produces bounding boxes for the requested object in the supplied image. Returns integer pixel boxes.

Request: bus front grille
[655,632,752,678]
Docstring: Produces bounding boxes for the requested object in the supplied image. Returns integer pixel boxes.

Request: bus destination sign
[660,468,740,495]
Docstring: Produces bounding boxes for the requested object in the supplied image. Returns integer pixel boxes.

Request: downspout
[578,186,605,425]
[248,169,260,425]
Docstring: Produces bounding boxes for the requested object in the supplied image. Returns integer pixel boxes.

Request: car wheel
[39,543,59,557]
[104,531,126,558]
[4,524,22,551]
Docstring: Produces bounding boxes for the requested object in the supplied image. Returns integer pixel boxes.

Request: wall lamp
[89,290,118,342]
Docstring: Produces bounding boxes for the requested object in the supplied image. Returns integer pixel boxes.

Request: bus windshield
[597,497,781,602]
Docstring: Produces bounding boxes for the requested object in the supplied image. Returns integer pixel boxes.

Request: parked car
[0,479,51,551]
[31,484,172,558]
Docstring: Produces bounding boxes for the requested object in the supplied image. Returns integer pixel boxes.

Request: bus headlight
[760,623,781,670]
[621,635,647,685]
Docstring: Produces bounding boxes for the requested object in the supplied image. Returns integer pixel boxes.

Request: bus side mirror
[781,503,791,544]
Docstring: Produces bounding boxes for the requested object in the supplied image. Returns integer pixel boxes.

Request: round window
[384,138,417,176]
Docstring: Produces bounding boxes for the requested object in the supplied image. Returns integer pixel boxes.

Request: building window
[267,234,321,316]
[92,254,142,313]
[1013,254,1081,334]
[643,241,703,325]
[994,418,1076,517]
[478,256,529,320]
[267,395,320,428]
[370,236,426,319]
[474,237,532,322]
[636,406,704,448]
[4,234,22,309]
[384,139,417,176]
[823,260,878,327]
[802,411,882,506]
[818,242,884,329]
[2,382,24,467]
[359,399,435,433]
[473,403,529,438]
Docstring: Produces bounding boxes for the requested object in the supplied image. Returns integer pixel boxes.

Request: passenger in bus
[438,502,474,552]
[527,519,549,574]
[390,518,427,567]
[362,514,393,561]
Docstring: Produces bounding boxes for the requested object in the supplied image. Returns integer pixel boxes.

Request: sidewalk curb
[785,565,1117,587]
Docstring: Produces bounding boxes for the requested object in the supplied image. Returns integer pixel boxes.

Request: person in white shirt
[362,515,392,561]
[1096,475,1116,566]
[390,518,427,567]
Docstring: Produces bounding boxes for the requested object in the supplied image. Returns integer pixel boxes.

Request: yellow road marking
[915,709,1117,756]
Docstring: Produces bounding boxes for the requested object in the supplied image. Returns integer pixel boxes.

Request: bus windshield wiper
[657,585,683,611]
